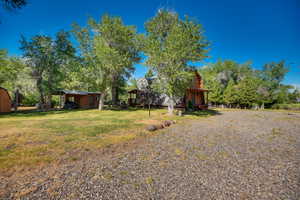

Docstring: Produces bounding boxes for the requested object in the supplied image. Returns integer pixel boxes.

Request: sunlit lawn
[0,108,215,171]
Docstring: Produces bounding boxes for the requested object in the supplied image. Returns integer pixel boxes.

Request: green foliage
[200,59,293,108]
[72,14,141,107]
[20,31,75,108]
[145,69,154,79]
[143,10,209,114]
[0,49,24,87]
[236,77,259,107]
[22,93,39,106]
[207,79,224,104]
[223,79,238,105]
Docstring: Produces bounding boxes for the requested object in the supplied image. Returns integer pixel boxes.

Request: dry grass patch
[0,108,215,172]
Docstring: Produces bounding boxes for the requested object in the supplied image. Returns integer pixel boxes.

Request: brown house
[128,71,209,110]
[0,87,12,113]
[184,71,209,109]
[54,90,101,109]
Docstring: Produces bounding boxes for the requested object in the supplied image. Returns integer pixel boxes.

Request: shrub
[22,94,39,106]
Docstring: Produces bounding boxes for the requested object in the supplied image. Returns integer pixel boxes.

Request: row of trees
[200,60,299,108]
[1,10,210,114]
[1,9,299,114]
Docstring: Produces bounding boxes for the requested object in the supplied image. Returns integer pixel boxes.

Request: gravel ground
[2,110,300,200]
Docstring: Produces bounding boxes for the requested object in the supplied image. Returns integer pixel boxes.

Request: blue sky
[1,0,299,87]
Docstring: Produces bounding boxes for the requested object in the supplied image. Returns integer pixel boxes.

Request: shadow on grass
[0,107,154,118]
[0,107,221,119]
[0,109,86,118]
[183,109,221,117]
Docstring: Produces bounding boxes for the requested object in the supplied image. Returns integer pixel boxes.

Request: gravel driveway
[2,110,300,199]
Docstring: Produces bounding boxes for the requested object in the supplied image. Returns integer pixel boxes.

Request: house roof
[53,90,101,95]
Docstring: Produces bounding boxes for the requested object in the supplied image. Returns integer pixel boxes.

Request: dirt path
[2,110,300,199]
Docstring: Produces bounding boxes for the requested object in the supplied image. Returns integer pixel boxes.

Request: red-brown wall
[65,94,99,109]
[0,88,11,113]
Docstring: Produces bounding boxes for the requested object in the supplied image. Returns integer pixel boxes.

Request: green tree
[20,31,75,109]
[90,14,141,105]
[207,79,223,106]
[236,77,259,108]
[143,10,209,115]
[0,49,25,92]
[223,79,238,107]
[261,61,289,103]
[73,14,141,108]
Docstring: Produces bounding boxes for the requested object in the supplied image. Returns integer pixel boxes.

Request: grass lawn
[0,108,215,171]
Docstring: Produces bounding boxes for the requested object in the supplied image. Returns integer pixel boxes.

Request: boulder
[146,125,157,131]
[163,120,172,127]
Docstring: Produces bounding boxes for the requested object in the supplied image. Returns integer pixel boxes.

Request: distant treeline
[199,60,299,109]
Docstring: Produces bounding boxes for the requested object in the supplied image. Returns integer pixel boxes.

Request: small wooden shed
[54,90,101,109]
[0,87,12,113]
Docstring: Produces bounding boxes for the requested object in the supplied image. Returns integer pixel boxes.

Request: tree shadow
[0,109,86,118]
[183,109,221,117]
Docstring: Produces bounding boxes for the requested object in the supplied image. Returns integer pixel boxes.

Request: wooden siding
[0,88,11,113]
[185,72,208,109]
[65,94,99,109]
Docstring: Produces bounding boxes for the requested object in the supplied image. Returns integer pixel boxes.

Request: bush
[22,94,39,106]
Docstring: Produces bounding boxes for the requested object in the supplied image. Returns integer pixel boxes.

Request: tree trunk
[36,77,45,110]
[111,76,119,106]
[168,96,175,115]
[111,86,117,105]
[98,93,106,110]
[45,94,52,110]
[14,89,19,111]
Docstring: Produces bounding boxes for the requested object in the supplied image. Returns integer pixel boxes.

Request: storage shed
[0,87,12,113]
[53,90,101,109]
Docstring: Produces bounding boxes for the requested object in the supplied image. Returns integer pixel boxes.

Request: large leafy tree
[0,49,39,106]
[143,10,209,115]
[20,31,75,109]
[261,61,289,104]
[72,14,141,108]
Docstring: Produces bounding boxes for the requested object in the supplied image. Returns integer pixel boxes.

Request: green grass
[271,103,300,110]
[0,108,217,171]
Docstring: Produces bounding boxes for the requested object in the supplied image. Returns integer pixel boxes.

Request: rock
[146,124,165,131]
[146,125,157,131]
[163,120,172,127]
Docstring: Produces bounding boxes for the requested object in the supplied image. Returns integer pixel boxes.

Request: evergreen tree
[236,77,259,108]
[223,79,238,107]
